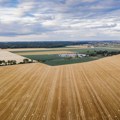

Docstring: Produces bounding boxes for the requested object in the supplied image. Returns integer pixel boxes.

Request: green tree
[23,59,29,63]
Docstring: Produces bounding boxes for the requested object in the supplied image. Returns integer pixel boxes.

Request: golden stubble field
[0,50,30,63]
[14,51,75,55]
[0,55,120,120]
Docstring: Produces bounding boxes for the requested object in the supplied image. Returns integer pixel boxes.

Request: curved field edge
[9,47,120,66]
[22,54,103,66]
[0,55,120,120]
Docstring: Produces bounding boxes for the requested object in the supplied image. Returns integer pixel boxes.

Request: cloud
[0,0,120,41]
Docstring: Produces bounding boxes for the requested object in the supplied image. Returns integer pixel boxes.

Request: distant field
[6,48,50,51]
[9,47,120,53]
[8,47,120,66]
[14,51,74,55]
[7,46,90,54]
[23,54,102,66]
[67,45,88,47]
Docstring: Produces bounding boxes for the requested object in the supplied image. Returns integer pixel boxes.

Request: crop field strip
[8,47,120,66]
[6,46,89,52]
[14,51,75,55]
[8,47,120,53]
[0,55,120,120]
[6,48,50,51]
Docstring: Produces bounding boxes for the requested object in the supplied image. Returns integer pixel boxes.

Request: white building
[59,53,87,58]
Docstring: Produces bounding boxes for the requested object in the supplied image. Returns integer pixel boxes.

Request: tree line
[87,50,120,57]
[0,59,33,66]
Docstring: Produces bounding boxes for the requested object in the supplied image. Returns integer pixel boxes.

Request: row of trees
[0,60,17,66]
[87,50,120,57]
[0,41,90,49]
[0,59,33,66]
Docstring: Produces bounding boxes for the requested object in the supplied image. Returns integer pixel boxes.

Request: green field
[11,47,120,53]
[23,54,102,66]
[11,47,120,66]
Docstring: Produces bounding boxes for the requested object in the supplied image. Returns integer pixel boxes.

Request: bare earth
[0,50,30,63]
[0,55,120,120]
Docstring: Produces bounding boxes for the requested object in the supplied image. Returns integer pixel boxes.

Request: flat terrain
[23,54,101,66]
[5,48,50,51]
[0,55,120,120]
[14,51,74,55]
[66,45,89,48]
[0,49,30,63]
[6,45,89,52]
[8,47,120,66]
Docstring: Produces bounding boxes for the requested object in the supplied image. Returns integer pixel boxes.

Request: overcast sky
[0,0,120,41]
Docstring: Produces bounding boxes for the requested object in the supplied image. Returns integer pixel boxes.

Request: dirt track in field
[0,55,120,120]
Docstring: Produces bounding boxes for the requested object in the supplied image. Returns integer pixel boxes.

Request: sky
[0,0,120,41]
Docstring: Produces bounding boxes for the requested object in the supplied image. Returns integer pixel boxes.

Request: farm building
[58,53,87,58]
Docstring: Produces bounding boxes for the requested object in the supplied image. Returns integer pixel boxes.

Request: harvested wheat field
[5,48,50,52]
[66,45,89,48]
[15,51,74,55]
[0,55,120,120]
[0,50,30,63]
[6,46,88,52]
